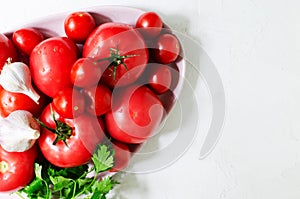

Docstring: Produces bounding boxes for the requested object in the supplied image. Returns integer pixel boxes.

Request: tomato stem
[95,47,138,81]
[35,105,72,146]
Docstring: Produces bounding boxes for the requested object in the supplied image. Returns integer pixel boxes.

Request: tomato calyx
[96,47,138,81]
[0,160,9,173]
[36,106,72,146]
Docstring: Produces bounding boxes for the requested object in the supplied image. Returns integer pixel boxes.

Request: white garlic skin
[0,110,40,152]
[0,61,40,104]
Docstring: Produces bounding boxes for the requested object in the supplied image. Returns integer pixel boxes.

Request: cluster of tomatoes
[0,10,181,192]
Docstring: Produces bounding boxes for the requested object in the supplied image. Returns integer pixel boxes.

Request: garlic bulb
[0,110,40,152]
[0,60,40,104]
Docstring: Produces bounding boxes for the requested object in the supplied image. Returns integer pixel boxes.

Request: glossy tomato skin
[146,63,172,94]
[38,104,105,168]
[83,22,149,88]
[0,33,17,70]
[0,145,37,192]
[52,88,85,119]
[12,28,44,56]
[84,84,112,116]
[64,11,96,43]
[110,141,131,172]
[105,85,164,144]
[153,33,180,64]
[136,12,163,38]
[0,86,48,118]
[30,37,78,98]
[70,57,103,88]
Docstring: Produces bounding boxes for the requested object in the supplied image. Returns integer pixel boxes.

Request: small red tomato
[70,58,104,88]
[84,84,112,116]
[136,12,163,38]
[110,141,131,172]
[0,86,48,118]
[0,33,17,70]
[52,88,85,119]
[64,11,96,43]
[147,63,172,94]
[12,28,44,55]
[153,33,180,64]
[0,145,37,192]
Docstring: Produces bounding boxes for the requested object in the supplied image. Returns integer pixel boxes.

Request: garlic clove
[0,60,40,104]
[0,110,40,152]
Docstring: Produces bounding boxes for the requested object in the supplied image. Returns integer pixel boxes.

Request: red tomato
[52,88,85,119]
[146,63,172,94]
[83,22,149,88]
[0,33,17,70]
[84,84,112,116]
[105,85,164,144]
[12,28,44,56]
[70,57,103,88]
[110,141,131,172]
[136,11,163,38]
[64,11,96,43]
[0,86,48,118]
[30,37,78,97]
[38,104,105,168]
[0,145,37,192]
[153,33,180,64]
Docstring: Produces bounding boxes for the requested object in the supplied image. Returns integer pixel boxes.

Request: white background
[1,0,300,198]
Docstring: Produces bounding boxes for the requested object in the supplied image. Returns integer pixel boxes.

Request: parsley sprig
[17,145,118,199]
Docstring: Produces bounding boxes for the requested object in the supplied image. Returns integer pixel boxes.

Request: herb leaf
[17,144,117,199]
[92,145,114,173]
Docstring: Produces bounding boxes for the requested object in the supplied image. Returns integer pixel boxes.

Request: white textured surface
[1,0,300,198]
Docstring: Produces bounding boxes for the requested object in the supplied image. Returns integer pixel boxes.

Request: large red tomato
[83,22,149,88]
[30,37,78,97]
[105,85,164,144]
[38,104,105,168]
[0,145,37,192]
[0,33,17,70]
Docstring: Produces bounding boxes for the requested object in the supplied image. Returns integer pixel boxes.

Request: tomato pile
[0,10,182,196]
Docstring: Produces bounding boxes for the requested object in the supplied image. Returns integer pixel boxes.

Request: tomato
[84,84,112,116]
[0,33,17,70]
[0,145,37,192]
[0,86,48,118]
[110,141,131,172]
[83,22,149,88]
[38,104,105,168]
[153,33,180,64]
[30,37,78,97]
[70,57,103,88]
[12,28,44,56]
[52,88,85,119]
[146,63,172,94]
[136,11,163,38]
[64,11,96,43]
[105,85,164,144]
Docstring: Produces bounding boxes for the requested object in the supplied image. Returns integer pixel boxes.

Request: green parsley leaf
[50,176,73,192]
[17,144,117,199]
[92,145,114,173]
